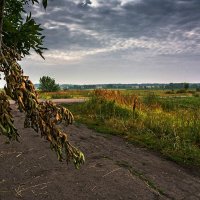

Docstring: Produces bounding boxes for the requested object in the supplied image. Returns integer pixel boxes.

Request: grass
[37,88,200,100]
[37,90,92,99]
[120,88,198,97]
[116,160,167,197]
[142,92,200,110]
[64,90,200,167]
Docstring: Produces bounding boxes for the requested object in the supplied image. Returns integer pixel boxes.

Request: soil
[0,105,200,200]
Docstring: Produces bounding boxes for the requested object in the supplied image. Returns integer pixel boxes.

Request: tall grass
[67,90,200,166]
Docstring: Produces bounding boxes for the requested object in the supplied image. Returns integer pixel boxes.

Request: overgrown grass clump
[66,91,200,166]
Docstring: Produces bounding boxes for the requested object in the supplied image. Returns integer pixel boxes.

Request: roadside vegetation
[65,89,200,167]
[38,90,92,99]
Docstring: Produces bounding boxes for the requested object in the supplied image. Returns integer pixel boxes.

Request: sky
[3,0,200,85]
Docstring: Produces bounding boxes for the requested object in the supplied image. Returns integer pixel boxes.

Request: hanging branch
[0,0,85,169]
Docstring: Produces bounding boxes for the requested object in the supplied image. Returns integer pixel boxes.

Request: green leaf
[42,0,48,9]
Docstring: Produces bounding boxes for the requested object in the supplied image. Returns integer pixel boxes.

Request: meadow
[65,89,200,167]
[38,90,91,99]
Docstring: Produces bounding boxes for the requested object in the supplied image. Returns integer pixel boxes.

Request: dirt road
[0,105,200,200]
[9,98,86,105]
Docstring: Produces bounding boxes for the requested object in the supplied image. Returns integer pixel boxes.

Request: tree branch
[0,0,5,51]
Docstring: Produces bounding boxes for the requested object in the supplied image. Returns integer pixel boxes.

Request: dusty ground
[0,105,200,200]
[9,99,86,105]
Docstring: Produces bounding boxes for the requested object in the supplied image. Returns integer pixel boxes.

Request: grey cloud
[1,0,198,88]
[26,0,200,65]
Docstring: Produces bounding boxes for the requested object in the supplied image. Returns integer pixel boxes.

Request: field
[37,90,91,99]
[64,89,200,167]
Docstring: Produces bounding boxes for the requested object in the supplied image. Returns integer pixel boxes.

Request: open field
[65,89,200,167]
[120,89,198,97]
[37,88,200,99]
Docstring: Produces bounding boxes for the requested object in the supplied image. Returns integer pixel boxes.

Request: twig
[15,181,51,197]
[40,185,47,190]
[39,155,46,159]
[16,153,22,158]
[91,186,96,191]
[102,168,121,177]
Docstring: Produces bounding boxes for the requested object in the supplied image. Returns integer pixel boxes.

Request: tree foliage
[3,0,47,58]
[39,76,61,92]
[183,83,189,90]
[0,0,85,168]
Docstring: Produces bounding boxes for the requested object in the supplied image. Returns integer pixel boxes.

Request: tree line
[37,77,200,91]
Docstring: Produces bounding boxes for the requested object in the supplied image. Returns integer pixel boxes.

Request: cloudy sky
[14,0,200,84]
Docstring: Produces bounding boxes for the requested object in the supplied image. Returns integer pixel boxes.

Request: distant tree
[183,82,189,90]
[169,83,174,91]
[39,76,60,92]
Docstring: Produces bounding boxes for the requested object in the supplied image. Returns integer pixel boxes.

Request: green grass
[64,94,200,167]
[38,90,92,99]
[143,93,200,110]
[37,88,200,101]
[116,160,167,197]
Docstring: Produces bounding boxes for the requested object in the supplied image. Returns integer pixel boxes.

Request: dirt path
[0,105,200,200]
[9,98,86,105]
